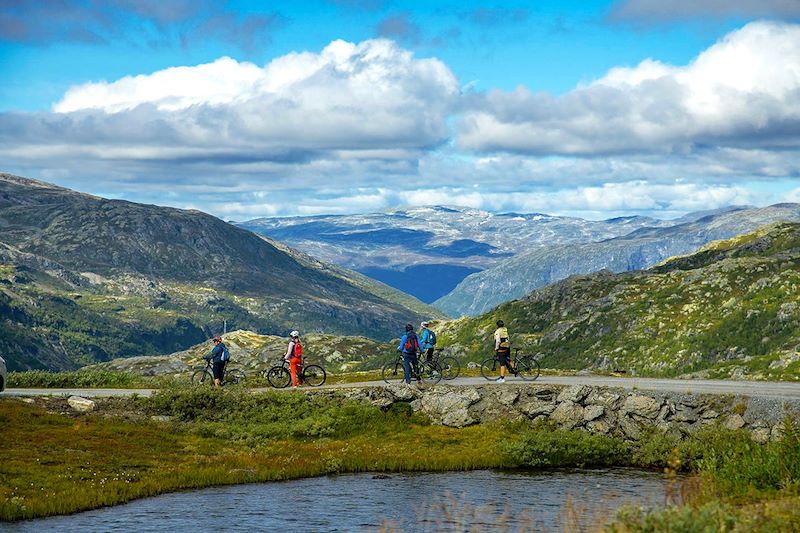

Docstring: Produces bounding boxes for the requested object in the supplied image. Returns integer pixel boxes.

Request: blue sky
[1,0,799,220]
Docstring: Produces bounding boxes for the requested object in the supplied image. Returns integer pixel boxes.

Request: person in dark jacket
[205,335,227,387]
[397,323,420,385]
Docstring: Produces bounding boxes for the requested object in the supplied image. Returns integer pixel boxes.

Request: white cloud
[458,21,800,155]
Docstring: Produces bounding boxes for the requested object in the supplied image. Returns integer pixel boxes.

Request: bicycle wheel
[419,361,443,385]
[302,364,327,387]
[515,357,540,381]
[381,359,405,384]
[265,365,291,388]
[439,356,460,380]
[191,369,213,386]
[225,368,247,385]
[479,357,501,381]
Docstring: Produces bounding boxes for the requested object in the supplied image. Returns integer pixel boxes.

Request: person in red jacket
[284,330,303,387]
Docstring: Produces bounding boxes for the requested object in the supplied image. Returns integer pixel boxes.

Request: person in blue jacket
[204,335,227,387]
[419,321,436,363]
[397,323,421,385]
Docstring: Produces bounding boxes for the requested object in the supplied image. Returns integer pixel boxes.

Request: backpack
[427,329,437,346]
[403,332,419,353]
[291,340,303,358]
[220,343,230,362]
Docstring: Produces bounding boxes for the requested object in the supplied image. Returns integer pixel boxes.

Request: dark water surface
[5,468,670,532]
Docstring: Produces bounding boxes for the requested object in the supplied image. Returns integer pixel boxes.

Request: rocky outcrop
[337,384,798,442]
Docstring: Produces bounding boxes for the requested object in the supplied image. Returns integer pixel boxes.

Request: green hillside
[0,173,433,371]
[437,222,800,380]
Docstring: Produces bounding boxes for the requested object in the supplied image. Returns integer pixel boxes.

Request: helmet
[290,330,300,338]
[405,323,414,332]
[421,321,429,327]
[496,320,504,327]
[212,335,222,343]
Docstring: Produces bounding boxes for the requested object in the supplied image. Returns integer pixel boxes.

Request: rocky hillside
[437,204,800,316]
[437,222,800,380]
[0,173,435,371]
[89,329,396,377]
[239,206,678,303]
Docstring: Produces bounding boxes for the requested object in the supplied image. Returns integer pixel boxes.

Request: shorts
[212,361,226,380]
[496,348,510,367]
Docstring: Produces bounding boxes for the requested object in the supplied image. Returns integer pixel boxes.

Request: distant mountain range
[434,222,800,380]
[0,173,439,371]
[435,204,800,316]
[238,207,681,304]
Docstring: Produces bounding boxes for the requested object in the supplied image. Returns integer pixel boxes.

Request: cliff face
[0,174,431,371]
[438,223,800,380]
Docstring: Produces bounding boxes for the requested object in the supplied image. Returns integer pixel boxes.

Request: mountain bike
[428,348,460,380]
[382,353,443,385]
[480,348,540,381]
[264,359,327,388]
[191,360,247,386]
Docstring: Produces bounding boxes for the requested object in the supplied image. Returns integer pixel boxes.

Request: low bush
[8,369,146,388]
[505,423,629,468]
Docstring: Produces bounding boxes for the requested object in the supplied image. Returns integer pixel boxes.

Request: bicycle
[479,348,540,381]
[382,353,443,385]
[264,359,327,388]
[427,348,460,380]
[191,359,247,386]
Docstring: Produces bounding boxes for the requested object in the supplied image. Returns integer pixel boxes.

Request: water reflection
[6,468,669,532]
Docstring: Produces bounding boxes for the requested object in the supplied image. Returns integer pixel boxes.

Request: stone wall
[338,384,799,443]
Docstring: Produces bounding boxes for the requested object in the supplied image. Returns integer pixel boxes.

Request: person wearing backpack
[284,330,303,387]
[494,319,514,383]
[397,323,421,385]
[205,335,229,387]
[419,321,437,363]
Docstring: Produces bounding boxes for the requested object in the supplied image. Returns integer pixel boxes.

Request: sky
[1,0,800,221]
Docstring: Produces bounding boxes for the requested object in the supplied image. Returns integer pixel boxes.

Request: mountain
[436,222,800,380]
[0,173,436,371]
[436,204,800,316]
[238,207,676,304]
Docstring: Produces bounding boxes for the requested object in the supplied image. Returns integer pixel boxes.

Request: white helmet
[290,330,300,338]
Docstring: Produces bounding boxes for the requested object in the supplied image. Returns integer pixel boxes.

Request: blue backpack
[220,343,230,362]
[427,329,437,346]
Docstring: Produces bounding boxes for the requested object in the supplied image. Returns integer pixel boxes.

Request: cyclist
[494,319,514,383]
[397,323,421,385]
[205,335,227,387]
[419,321,436,363]
[284,330,303,387]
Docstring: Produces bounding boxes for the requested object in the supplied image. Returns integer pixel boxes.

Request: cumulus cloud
[609,0,800,24]
[3,39,458,165]
[457,21,800,156]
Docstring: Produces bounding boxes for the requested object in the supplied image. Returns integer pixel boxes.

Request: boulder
[67,396,96,412]
[557,385,591,404]
[550,401,585,429]
[724,414,746,431]
[583,404,604,422]
[622,395,662,420]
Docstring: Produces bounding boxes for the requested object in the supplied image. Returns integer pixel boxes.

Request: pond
[7,468,672,532]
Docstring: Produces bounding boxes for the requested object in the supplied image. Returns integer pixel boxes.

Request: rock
[673,406,699,423]
[585,390,621,408]
[586,418,613,434]
[724,414,746,431]
[622,395,662,420]
[67,396,96,412]
[557,385,591,404]
[150,415,172,423]
[416,388,481,428]
[751,427,771,444]
[550,401,585,429]
[700,409,720,420]
[495,388,520,407]
[619,415,644,440]
[583,404,604,422]
[387,384,418,401]
[518,398,557,418]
